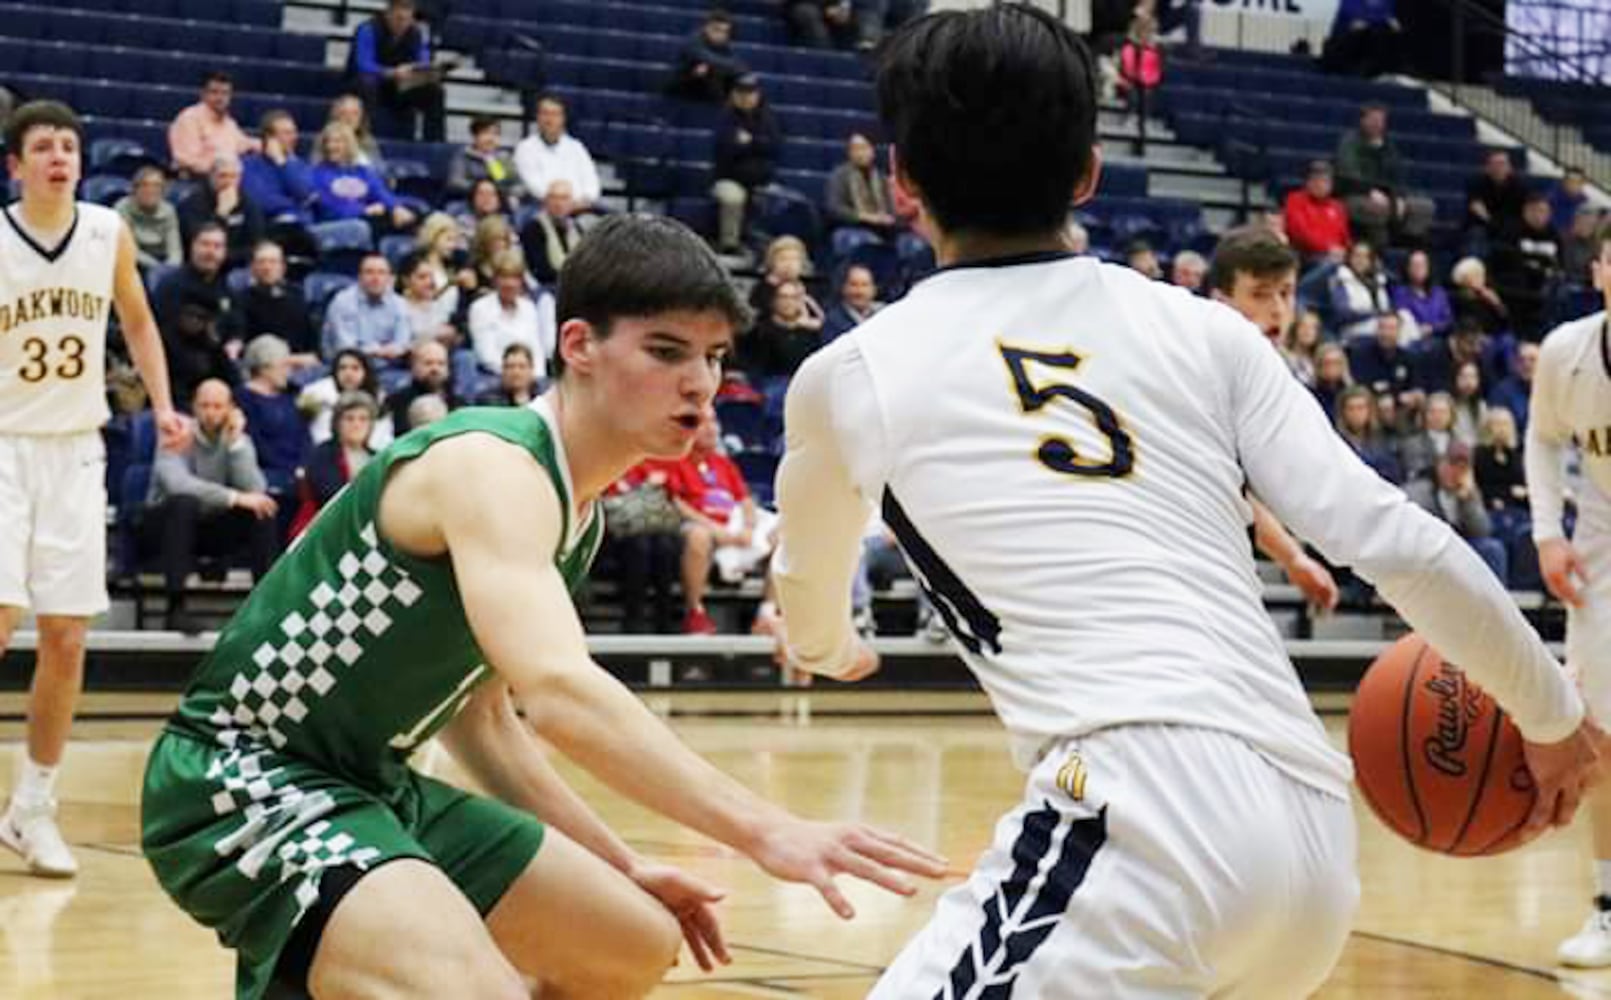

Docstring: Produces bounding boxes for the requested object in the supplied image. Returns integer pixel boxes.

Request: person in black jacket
[666,10,749,103]
[710,74,781,255]
[223,240,319,369]
[347,0,446,141]
[177,154,264,270]
[152,222,231,333]
[163,290,240,410]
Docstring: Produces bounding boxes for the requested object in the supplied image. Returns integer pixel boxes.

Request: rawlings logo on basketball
[1423,663,1484,778]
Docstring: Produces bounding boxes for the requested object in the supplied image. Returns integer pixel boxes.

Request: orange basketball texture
[1348,634,1541,856]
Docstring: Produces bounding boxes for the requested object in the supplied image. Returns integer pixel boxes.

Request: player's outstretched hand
[154,407,192,453]
[1539,538,1590,609]
[749,819,949,919]
[629,861,731,972]
[1285,554,1340,613]
[1523,717,1609,835]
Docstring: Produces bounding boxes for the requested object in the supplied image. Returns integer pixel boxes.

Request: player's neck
[935,229,1070,269]
[546,386,635,505]
[14,193,76,235]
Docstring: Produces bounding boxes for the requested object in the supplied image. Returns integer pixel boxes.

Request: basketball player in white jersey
[1,101,185,876]
[771,8,1604,995]
[1529,220,1611,966]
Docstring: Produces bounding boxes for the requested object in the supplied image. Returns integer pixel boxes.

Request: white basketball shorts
[870,724,1359,999]
[0,432,109,616]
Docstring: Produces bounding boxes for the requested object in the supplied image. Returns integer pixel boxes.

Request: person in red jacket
[1285,160,1352,266]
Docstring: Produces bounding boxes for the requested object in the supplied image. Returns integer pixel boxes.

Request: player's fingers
[860,826,950,872]
[1527,784,1563,834]
[693,901,731,965]
[683,920,713,972]
[1553,780,1584,828]
[833,846,916,897]
[814,873,856,919]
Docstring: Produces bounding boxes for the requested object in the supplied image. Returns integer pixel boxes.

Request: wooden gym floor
[2,689,1609,998]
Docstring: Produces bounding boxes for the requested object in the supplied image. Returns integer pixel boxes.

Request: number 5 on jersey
[19,334,88,382]
[998,344,1135,479]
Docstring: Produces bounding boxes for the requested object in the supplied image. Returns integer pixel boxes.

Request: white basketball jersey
[821,252,1577,797]
[0,202,118,434]
[1530,311,1611,539]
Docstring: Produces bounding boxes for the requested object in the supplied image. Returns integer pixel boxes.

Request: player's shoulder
[76,201,123,230]
[1538,310,1606,369]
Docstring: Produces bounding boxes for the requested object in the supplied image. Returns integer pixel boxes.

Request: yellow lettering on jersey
[0,289,108,336]
[1055,752,1088,801]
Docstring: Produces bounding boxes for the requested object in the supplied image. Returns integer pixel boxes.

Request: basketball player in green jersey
[142,215,948,1000]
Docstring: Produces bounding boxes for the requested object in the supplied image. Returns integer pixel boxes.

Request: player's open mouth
[673,414,700,430]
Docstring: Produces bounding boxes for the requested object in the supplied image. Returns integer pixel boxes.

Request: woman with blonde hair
[749,234,823,328]
[316,94,385,171]
[1475,406,1527,513]
[1281,309,1324,387]
[467,214,520,299]
[1334,385,1403,484]
[1311,341,1351,419]
[413,211,475,294]
[310,122,415,230]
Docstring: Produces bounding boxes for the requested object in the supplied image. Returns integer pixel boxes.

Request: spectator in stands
[1451,359,1486,446]
[1125,240,1163,280]
[1116,11,1162,118]
[348,0,446,142]
[1391,249,1453,339]
[1312,342,1352,419]
[226,241,318,370]
[1465,148,1527,241]
[667,413,773,634]
[386,338,458,437]
[711,74,782,256]
[823,264,881,342]
[445,115,519,203]
[1335,103,1433,250]
[479,343,540,406]
[322,253,413,381]
[243,111,315,226]
[163,289,239,407]
[512,95,602,210]
[145,379,279,633]
[749,235,822,319]
[825,133,898,238]
[153,222,230,333]
[1408,441,1507,581]
[519,180,586,287]
[318,95,386,171]
[1285,160,1351,265]
[1330,240,1392,340]
[294,390,379,536]
[115,166,183,271]
[467,215,520,300]
[168,71,259,179]
[1450,256,1511,336]
[414,211,475,295]
[1490,191,1562,339]
[1347,310,1414,403]
[1487,340,1537,436]
[1563,204,1606,287]
[456,178,511,239]
[298,348,392,449]
[745,279,823,380]
[1170,250,1206,294]
[399,252,461,349]
[311,123,416,231]
[601,462,686,635]
[1402,390,1458,483]
[1282,310,1324,386]
[1415,317,1486,397]
[667,10,748,104]
[1335,385,1403,484]
[1475,407,1527,515]
[853,0,929,49]
[178,154,264,270]
[1550,166,1590,233]
[468,250,554,381]
[1321,0,1402,78]
[785,1,857,49]
[235,335,310,507]
[406,393,449,429]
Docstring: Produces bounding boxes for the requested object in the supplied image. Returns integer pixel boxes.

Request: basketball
[1349,634,1540,856]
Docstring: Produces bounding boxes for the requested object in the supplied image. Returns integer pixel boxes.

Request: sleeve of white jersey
[1525,332,1573,543]
[1216,306,1583,744]
[771,343,877,678]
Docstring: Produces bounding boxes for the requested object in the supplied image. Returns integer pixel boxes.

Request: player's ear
[1072,147,1102,208]
[556,318,598,377]
[888,146,921,218]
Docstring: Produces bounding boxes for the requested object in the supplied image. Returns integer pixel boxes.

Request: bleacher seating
[1494,76,1611,159]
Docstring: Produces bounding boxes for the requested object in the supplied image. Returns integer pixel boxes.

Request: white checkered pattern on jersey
[276,819,385,913]
[207,523,424,749]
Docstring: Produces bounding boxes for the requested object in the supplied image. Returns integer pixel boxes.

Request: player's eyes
[648,346,684,363]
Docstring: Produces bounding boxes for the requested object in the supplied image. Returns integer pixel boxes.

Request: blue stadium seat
[303,271,357,309]
[309,219,375,276]
[378,234,417,269]
[225,267,252,297]
[89,137,152,176]
[80,174,131,205]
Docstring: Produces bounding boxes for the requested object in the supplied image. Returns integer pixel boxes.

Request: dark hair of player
[203,71,233,89]
[1208,226,1299,294]
[875,5,1097,237]
[552,214,751,377]
[4,101,82,160]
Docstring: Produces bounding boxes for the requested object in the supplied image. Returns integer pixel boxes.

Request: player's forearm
[1371,532,1582,744]
[517,667,791,856]
[1250,497,1302,569]
[1524,434,1568,542]
[126,321,176,412]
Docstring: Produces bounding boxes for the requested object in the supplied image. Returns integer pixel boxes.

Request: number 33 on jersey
[0,203,117,434]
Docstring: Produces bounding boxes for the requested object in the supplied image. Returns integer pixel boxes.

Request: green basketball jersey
[165,402,604,790]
